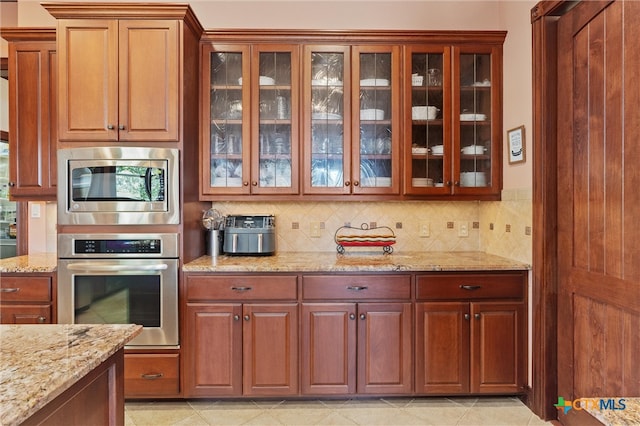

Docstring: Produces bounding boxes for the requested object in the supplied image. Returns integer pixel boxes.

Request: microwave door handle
[144,169,153,201]
[66,263,169,273]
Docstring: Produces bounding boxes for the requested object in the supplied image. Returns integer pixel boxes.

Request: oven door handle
[65,262,169,273]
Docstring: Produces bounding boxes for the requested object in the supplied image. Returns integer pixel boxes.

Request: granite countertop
[0,253,57,273]
[0,324,142,426]
[184,251,530,273]
[586,398,640,426]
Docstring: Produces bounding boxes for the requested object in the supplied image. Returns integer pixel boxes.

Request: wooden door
[6,37,57,199]
[556,1,640,424]
[242,304,298,396]
[470,302,524,394]
[357,302,412,394]
[415,302,469,394]
[301,303,356,394]
[57,19,118,141]
[183,303,242,396]
[118,20,179,142]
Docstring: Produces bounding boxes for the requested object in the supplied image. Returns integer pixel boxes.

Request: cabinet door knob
[464,313,470,320]
[37,316,47,323]
[243,181,249,186]
[233,315,240,321]
[454,181,460,186]
[349,313,356,320]
[8,182,15,187]
[251,181,258,186]
[359,313,366,320]
[446,181,452,186]
[107,124,115,130]
[345,181,351,187]
[244,315,250,321]
[474,313,481,320]
[353,181,360,187]
[118,124,125,130]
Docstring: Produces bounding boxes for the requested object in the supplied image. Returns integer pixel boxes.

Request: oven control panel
[75,239,162,254]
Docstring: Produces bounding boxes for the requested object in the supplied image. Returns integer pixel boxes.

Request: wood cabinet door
[57,19,118,141]
[415,302,469,394]
[301,303,356,395]
[243,303,298,396]
[357,302,412,394]
[118,20,179,142]
[0,305,51,324]
[7,38,57,199]
[183,303,242,396]
[470,302,524,394]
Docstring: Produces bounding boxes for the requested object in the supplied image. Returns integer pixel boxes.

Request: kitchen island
[0,323,141,425]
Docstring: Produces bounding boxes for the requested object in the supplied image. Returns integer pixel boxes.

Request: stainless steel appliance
[57,146,180,225]
[223,215,276,255]
[57,233,179,347]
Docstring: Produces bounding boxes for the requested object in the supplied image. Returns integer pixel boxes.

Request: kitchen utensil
[202,208,223,230]
[427,68,441,86]
[411,74,423,86]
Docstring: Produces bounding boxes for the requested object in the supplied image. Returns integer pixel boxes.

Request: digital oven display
[74,239,162,254]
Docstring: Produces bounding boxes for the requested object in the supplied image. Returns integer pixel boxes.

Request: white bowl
[412,106,439,120]
[259,76,276,85]
[360,109,384,120]
[360,78,389,87]
[461,145,486,155]
[460,172,487,187]
[430,145,444,155]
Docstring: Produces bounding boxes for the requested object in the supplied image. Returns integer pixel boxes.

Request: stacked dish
[412,177,434,187]
[430,145,444,155]
[360,109,384,120]
[411,146,428,155]
[412,106,439,120]
[460,113,486,121]
[461,145,486,155]
[360,78,389,87]
[460,172,486,187]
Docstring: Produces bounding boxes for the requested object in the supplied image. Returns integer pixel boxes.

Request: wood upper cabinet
[302,44,401,195]
[415,272,526,394]
[1,29,57,200]
[404,43,503,197]
[201,44,299,196]
[183,275,298,397]
[56,19,180,142]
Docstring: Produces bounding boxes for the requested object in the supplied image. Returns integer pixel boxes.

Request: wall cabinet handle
[233,315,240,321]
[8,182,15,187]
[0,288,19,293]
[460,285,482,291]
[252,181,258,186]
[244,315,250,321]
[231,286,252,292]
[141,373,164,380]
[474,313,481,320]
[243,181,249,186]
[359,313,366,320]
[107,124,115,130]
[346,285,368,291]
[345,181,351,187]
[349,313,356,320]
[118,124,125,130]
[353,181,360,186]
[464,313,470,320]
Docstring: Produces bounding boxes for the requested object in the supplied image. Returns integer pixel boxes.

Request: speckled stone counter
[0,253,57,273]
[586,398,640,426]
[0,324,141,426]
[183,251,530,273]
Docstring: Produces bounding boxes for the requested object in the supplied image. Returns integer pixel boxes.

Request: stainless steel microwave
[58,147,180,225]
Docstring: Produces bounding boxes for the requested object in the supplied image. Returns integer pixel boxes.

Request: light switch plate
[31,203,41,218]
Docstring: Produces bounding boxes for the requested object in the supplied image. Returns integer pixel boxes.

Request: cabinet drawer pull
[0,288,19,293]
[346,285,368,291]
[459,285,482,291]
[38,316,47,323]
[141,373,164,380]
[231,286,252,292]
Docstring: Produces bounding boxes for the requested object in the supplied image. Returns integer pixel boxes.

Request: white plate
[312,79,343,86]
[360,78,389,87]
[461,145,486,155]
[360,109,384,120]
[312,112,342,120]
[460,113,486,121]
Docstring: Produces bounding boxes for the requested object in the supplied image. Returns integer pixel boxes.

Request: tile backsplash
[211,187,532,264]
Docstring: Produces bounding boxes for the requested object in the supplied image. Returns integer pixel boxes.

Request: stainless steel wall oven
[57,233,179,347]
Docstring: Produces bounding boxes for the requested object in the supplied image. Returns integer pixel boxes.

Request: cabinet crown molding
[0,28,56,42]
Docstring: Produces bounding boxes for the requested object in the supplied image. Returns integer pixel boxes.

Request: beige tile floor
[125,396,553,425]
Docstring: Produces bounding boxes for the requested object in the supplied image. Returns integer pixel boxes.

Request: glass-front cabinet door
[303,45,350,194]
[452,46,502,195]
[202,45,251,195]
[251,45,299,194]
[404,46,451,194]
[351,45,401,194]
[201,44,299,196]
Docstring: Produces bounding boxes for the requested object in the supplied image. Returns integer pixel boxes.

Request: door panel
[557,1,640,424]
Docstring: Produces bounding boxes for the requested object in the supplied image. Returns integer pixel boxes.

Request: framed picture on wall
[507,125,525,164]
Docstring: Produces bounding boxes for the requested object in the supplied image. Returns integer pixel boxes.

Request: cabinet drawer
[303,275,411,300]
[0,277,51,302]
[125,353,180,397]
[416,273,524,300]
[0,305,51,324]
[186,275,298,301]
